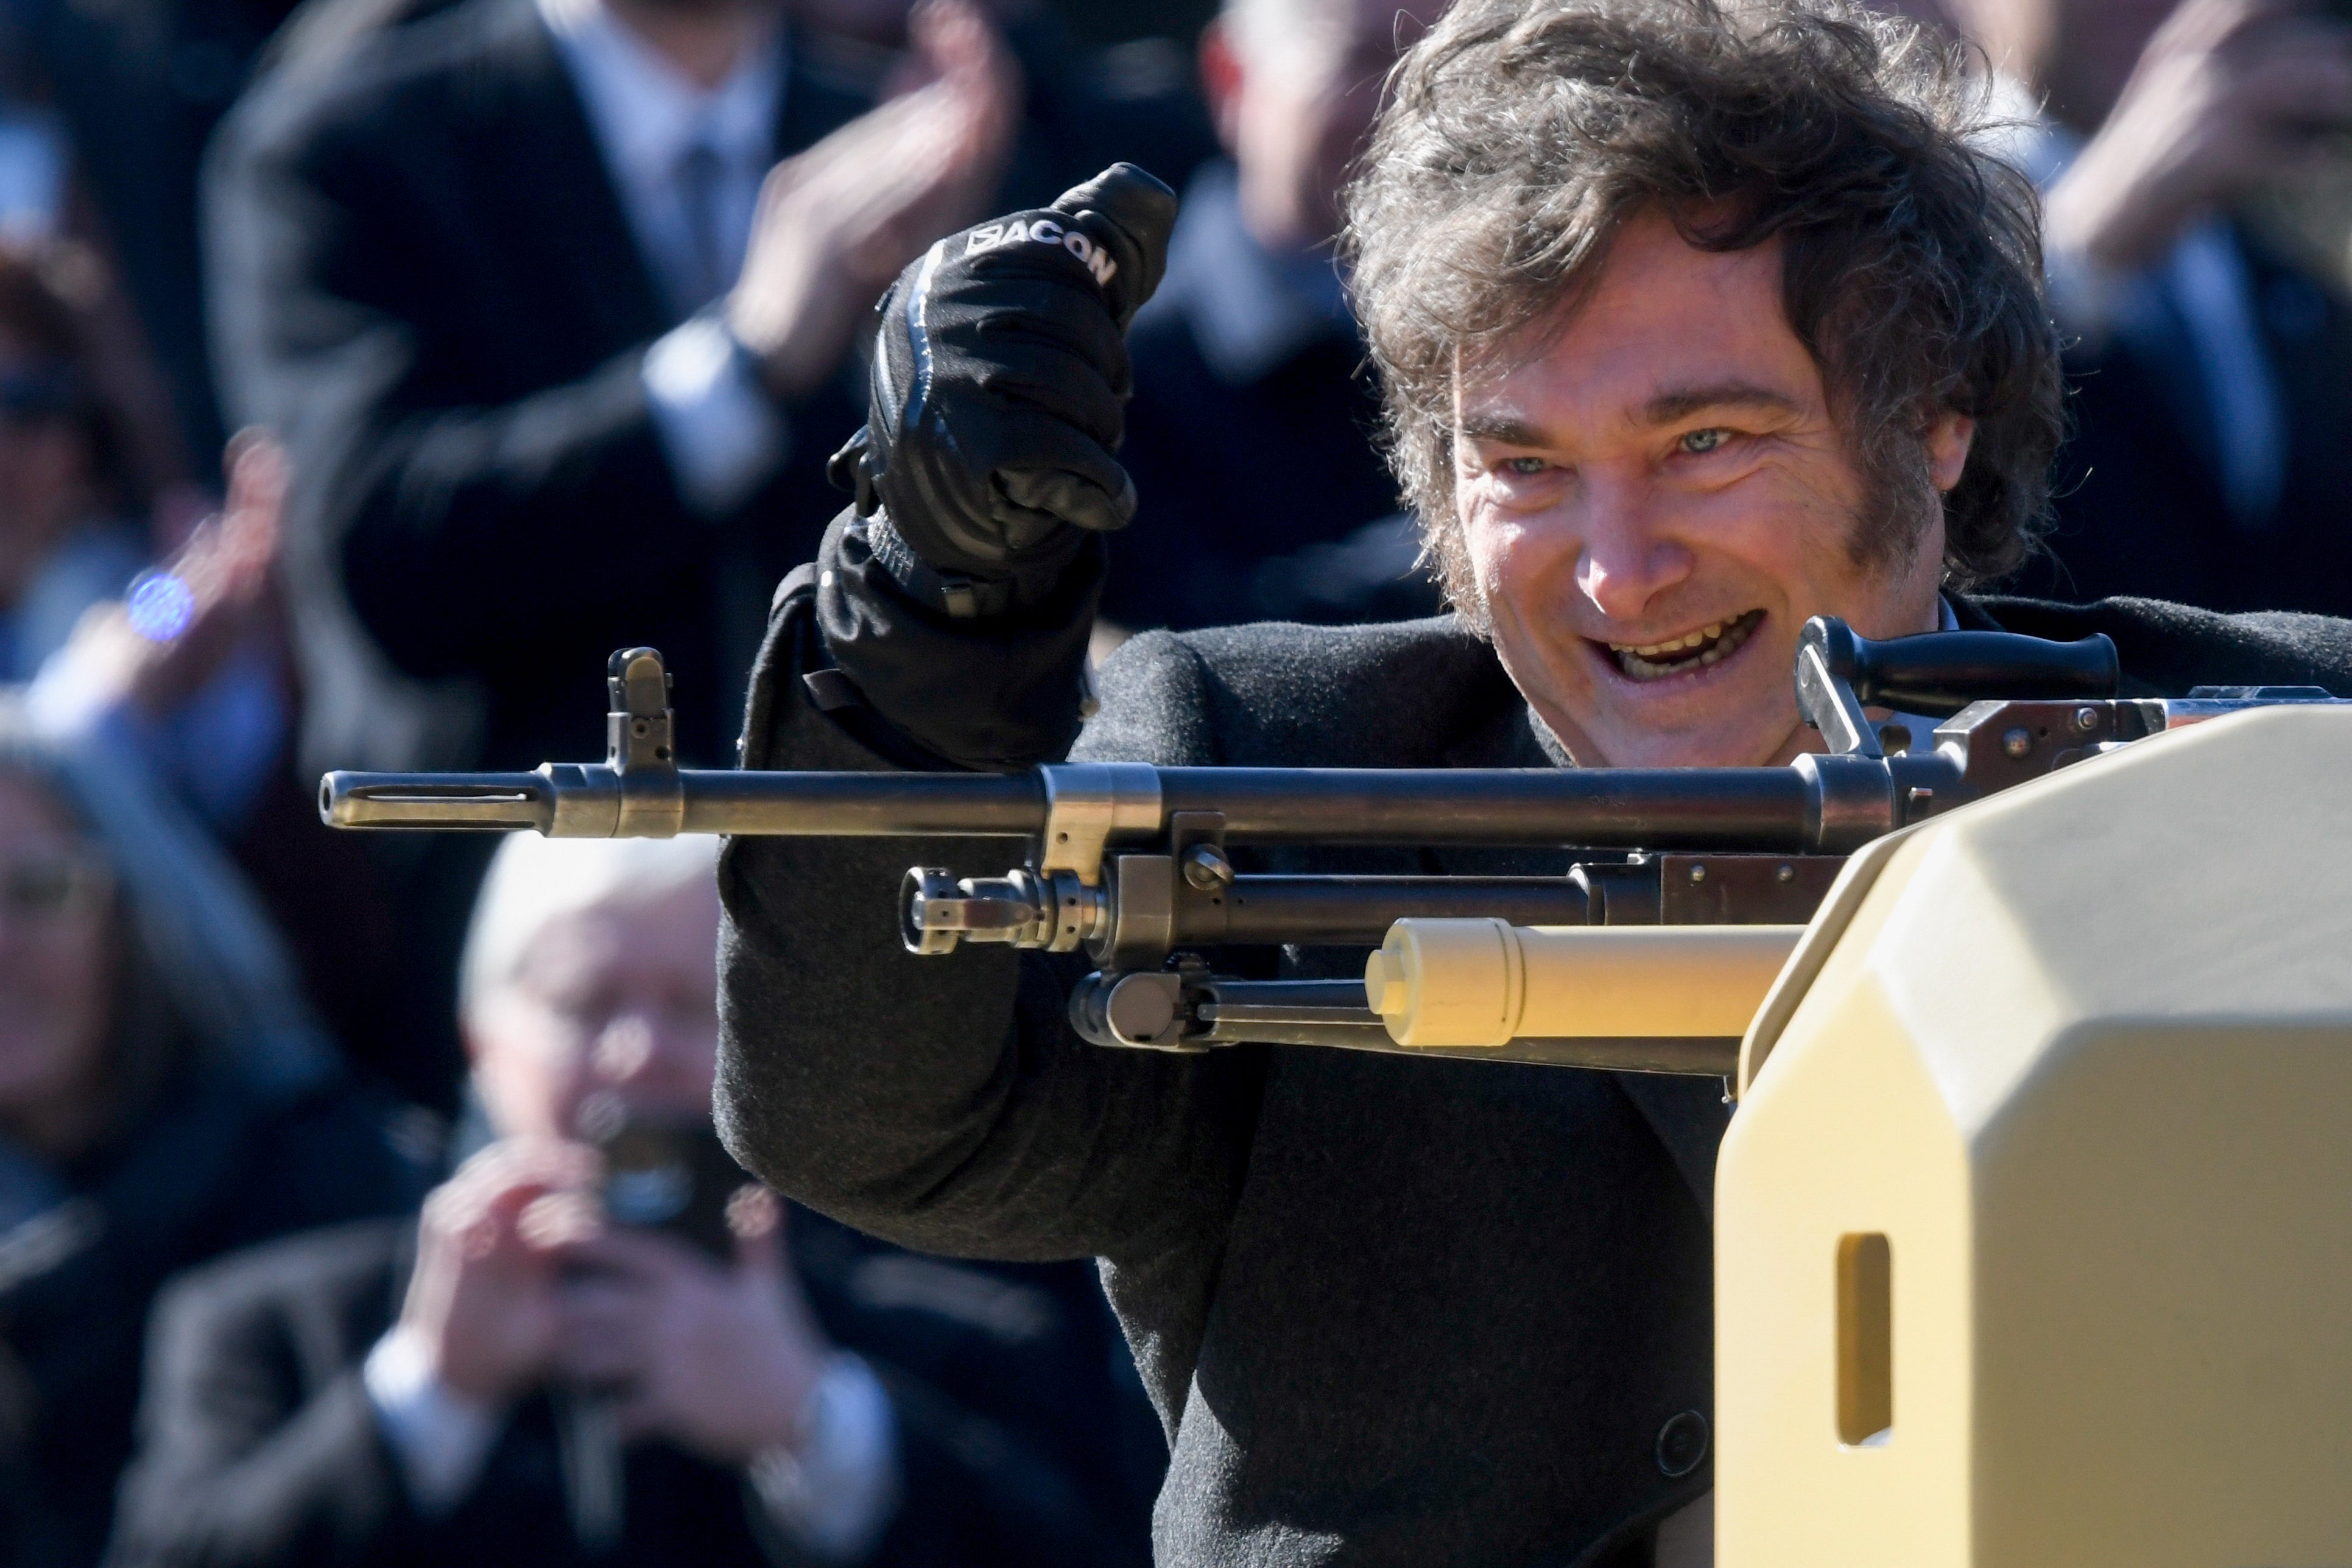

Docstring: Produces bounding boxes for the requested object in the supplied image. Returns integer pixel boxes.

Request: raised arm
[714,169,1269,1275]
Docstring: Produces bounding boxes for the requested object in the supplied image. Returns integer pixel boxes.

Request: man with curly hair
[713,1,2352,1563]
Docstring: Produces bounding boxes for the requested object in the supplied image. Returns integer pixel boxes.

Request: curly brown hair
[1341,0,2062,617]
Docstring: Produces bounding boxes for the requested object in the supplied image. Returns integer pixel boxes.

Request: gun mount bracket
[1038,762,1162,885]
[1660,854,1847,924]
[1069,968,1205,1052]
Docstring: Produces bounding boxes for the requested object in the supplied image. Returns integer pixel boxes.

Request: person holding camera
[106,833,1154,1568]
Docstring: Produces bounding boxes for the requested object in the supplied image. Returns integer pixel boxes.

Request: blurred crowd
[0,0,2336,1555]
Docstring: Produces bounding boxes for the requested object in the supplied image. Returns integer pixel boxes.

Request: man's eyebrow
[1456,384,1800,446]
[1456,412,1549,446]
[1641,382,1799,425]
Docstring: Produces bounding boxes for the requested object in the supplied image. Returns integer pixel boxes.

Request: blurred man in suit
[1969,0,2352,612]
[1103,0,1448,635]
[204,0,1018,1102]
[107,832,1153,1568]
[208,0,1019,777]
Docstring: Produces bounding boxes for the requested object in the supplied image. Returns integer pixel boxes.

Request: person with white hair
[107,833,1157,1568]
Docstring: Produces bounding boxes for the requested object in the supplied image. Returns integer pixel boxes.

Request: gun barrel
[326,762,1825,849]
[321,773,557,831]
[323,768,1051,837]
[677,770,1046,836]
[1153,767,1814,848]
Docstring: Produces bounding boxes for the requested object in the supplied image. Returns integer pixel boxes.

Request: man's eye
[1503,456,1549,476]
[1680,427,1728,454]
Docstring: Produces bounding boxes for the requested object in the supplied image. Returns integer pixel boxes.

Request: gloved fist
[829,163,1178,590]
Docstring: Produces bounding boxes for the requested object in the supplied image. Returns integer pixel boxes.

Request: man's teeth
[1608,613,1759,680]
[1618,622,1724,658]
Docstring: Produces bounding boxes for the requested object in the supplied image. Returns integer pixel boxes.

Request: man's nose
[1574,469,1694,621]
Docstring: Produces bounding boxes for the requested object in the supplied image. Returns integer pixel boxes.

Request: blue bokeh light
[125,571,196,642]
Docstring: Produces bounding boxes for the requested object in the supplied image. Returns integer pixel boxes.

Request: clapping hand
[728,0,1021,401]
[39,433,286,723]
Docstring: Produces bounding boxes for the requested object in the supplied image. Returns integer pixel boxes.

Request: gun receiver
[321,625,2346,1071]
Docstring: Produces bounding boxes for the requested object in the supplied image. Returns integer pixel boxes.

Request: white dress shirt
[538,0,792,515]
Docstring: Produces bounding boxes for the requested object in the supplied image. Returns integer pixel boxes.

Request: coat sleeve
[714,519,1266,1271]
[1966,593,2352,695]
[105,1231,416,1568]
[202,74,701,694]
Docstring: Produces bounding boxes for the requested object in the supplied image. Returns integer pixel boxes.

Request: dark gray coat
[716,513,2352,1568]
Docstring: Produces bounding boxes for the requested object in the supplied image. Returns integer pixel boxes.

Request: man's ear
[1199,19,1245,155]
[1925,410,1976,492]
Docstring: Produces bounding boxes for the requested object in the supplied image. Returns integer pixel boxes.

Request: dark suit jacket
[205,0,874,778]
[2018,223,2352,619]
[1106,164,1428,634]
[713,508,2352,1567]
[200,0,876,1109]
[107,1209,1155,1568]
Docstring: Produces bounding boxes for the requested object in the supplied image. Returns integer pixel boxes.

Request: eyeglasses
[0,845,112,926]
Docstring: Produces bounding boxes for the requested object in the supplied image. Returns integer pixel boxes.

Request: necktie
[675,140,728,314]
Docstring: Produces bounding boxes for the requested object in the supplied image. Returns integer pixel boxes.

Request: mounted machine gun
[319,617,2337,1077]
[323,621,2352,1565]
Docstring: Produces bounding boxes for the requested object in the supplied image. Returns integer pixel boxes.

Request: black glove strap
[867,515,1016,619]
[867,513,1088,621]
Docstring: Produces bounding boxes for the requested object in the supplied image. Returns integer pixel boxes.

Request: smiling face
[1452,210,1974,770]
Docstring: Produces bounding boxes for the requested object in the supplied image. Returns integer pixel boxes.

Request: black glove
[829,164,1178,610]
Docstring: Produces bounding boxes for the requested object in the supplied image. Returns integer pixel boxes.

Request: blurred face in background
[0,768,116,1158]
[1201,0,1451,251]
[467,880,724,1142]
[0,333,96,611]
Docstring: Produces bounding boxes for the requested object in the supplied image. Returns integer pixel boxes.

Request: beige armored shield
[1718,705,2352,1567]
